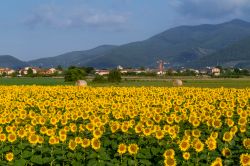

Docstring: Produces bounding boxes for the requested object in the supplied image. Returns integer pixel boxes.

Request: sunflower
[205,137,217,151]
[39,117,46,125]
[117,143,127,155]
[0,133,6,142]
[211,157,223,166]
[5,126,12,133]
[230,125,238,134]
[68,139,77,151]
[74,137,82,144]
[223,132,233,142]
[212,119,222,129]
[143,128,152,136]
[134,124,143,134]
[5,152,14,162]
[121,124,129,133]
[59,134,67,142]
[59,129,67,136]
[81,138,90,148]
[163,149,175,158]
[46,129,54,137]
[179,140,190,151]
[192,119,200,127]
[91,138,101,151]
[17,129,27,138]
[164,156,176,166]
[192,129,201,138]
[238,117,247,126]
[7,133,17,143]
[70,123,77,133]
[49,136,57,145]
[243,138,250,150]
[155,130,165,140]
[182,152,190,160]
[40,126,47,135]
[221,148,231,158]
[128,144,139,155]
[110,124,119,133]
[28,134,38,145]
[240,154,250,166]
[93,129,103,139]
[193,140,204,153]
[50,118,58,125]
[240,125,247,133]
[226,118,234,127]
[38,136,44,144]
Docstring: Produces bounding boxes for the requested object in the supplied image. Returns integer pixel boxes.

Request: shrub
[108,69,121,82]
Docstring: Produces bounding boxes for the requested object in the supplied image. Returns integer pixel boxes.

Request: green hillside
[190,36,250,68]
[0,55,27,69]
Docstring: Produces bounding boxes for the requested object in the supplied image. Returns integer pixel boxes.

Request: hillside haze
[0,55,27,69]
[1,19,250,69]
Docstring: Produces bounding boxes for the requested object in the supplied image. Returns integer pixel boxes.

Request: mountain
[28,45,117,68]
[2,19,250,69]
[189,36,250,68]
[85,19,250,68]
[0,55,27,69]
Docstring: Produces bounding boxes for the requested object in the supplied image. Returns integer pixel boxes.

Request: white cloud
[24,5,130,30]
[169,0,250,19]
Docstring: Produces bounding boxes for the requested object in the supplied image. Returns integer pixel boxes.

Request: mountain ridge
[1,19,250,69]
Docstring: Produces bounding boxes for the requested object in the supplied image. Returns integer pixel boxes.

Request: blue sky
[1,0,250,61]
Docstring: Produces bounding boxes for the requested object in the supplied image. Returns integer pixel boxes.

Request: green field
[0,77,250,88]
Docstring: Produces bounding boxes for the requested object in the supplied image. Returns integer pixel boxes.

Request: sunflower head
[128,144,139,155]
[5,152,14,162]
[117,143,127,155]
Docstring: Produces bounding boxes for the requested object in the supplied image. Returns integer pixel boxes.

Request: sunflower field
[0,86,249,166]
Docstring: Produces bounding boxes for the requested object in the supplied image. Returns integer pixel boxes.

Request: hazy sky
[1,0,250,61]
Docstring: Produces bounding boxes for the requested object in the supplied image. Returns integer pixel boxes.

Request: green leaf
[75,152,83,161]
[30,155,43,165]
[43,157,53,164]
[128,159,136,166]
[67,152,75,159]
[88,151,98,159]
[140,149,151,159]
[13,149,22,155]
[103,138,111,147]
[14,159,26,166]
[98,151,110,161]
[137,152,146,159]
[2,146,10,152]
[111,141,118,150]
[72,160,82,166]
[87,159,98,166]
[54,149,65,155]
[151,147,161,156]
[17,143,29,150]
[140,159,152,166]
[21,150,33,159]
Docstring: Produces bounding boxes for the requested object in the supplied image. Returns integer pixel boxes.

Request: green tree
[64,67,86,82]
[56,65,63,71]
[108,69,121,82]
[92,74,106,83]
[27,68,34,77]
[2,72,7,77]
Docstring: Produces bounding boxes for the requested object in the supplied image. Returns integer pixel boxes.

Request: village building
[211,67,221,76]
[95,70,110,75]
[0,68,15,75]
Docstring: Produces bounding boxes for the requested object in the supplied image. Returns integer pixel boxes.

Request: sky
[1,0,250,61]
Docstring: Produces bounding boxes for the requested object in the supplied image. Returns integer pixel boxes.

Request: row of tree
[64,66,121,83]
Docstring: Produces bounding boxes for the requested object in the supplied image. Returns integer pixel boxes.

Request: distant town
[0,61,249,78]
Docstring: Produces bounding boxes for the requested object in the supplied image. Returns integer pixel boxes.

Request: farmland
[0,77,250,88]
[0,86,249,165]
